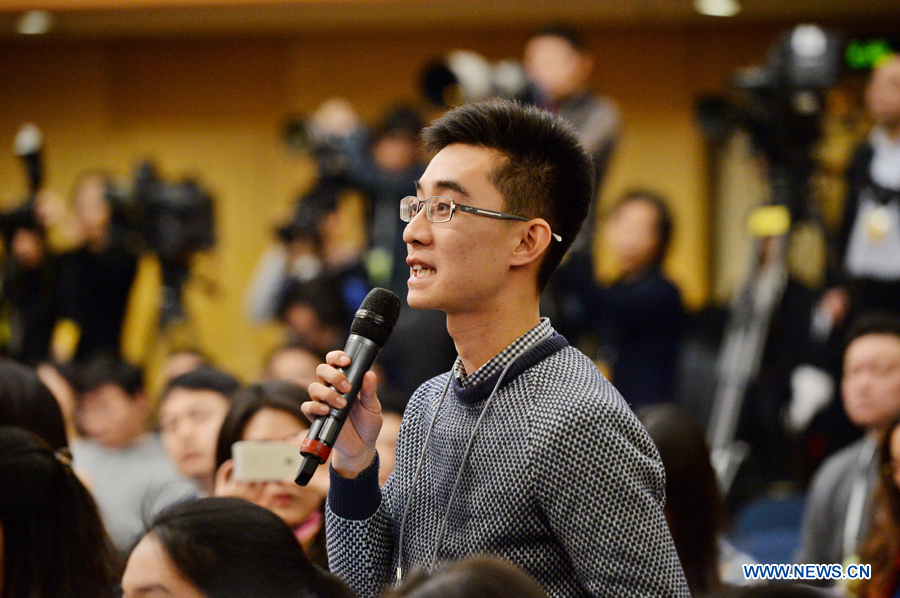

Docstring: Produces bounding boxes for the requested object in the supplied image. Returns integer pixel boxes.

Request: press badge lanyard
[394,330,551,581]
[843,435,878,560]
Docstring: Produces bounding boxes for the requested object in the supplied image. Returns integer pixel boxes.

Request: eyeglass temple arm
[458,205,562,242]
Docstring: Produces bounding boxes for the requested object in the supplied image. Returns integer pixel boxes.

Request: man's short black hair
[529,24,586,50]
[376,105,424,141]
[848,312,900,345]
[76,354,144,397]
[275,273,350,332]
[612,189,674,266]
[421,99,595,290]
[160,366,241,405]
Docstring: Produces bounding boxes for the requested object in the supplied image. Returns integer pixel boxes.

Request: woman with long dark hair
[857,416,900,597]
[213,380,329,567]
[121,497,354,598]
[0,358,68,451]
[0,426,118,598]
[637,404,727,596]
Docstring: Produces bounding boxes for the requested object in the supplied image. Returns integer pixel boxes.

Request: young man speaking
[303,99,690,598]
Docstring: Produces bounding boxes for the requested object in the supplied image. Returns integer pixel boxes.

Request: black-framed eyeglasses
[400,196,562,242]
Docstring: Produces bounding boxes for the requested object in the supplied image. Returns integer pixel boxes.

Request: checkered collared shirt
[454,317,554,388]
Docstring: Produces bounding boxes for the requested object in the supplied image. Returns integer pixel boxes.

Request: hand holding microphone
[296,288,401,486]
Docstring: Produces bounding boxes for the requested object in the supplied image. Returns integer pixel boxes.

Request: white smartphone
[232,441,303,481]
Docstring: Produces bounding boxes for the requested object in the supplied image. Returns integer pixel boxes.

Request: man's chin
[406,296,430,311]
[405,289,430,311]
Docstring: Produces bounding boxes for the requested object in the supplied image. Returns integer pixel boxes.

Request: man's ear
[510,219,554,267]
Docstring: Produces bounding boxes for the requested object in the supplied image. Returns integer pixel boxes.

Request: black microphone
[295,287,401,486]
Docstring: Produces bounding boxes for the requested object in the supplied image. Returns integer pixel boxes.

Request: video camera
[698,24,844,218]
[111,160,216,325]
[420,50,533,108]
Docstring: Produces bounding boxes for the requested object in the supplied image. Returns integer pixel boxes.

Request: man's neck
[99,430,147,451]
[447,298,542,376]
[617,262,656,283]
[86,229,110,253]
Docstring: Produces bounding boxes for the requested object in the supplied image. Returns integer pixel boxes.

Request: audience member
[362,107,427,290]
[382,555,549,598]
[795,314,900,569]
[595,189,685,407]
[277,272,353,355]
[55,171,139,363]
[820,55,900,326]
[263,342,325,390]
[0,426,118,598]
[637,403,757,594]
[523,25,620,347]
[160,348,210,384]
[856,415,900,598]
[121,496,356,598]
[213,380,328,567]
[71,354,197,555]
[158,366,241,496]
[0,358,69,452]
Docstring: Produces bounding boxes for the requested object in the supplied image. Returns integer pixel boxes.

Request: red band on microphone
[300,438,332,462]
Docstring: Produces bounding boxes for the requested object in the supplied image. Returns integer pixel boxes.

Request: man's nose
[402,207,431,244]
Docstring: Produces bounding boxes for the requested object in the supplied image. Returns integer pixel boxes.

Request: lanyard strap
[843,436,878,559]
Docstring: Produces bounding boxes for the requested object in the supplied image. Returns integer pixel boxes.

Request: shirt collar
[453,318,553,388]
[870,126,900,150]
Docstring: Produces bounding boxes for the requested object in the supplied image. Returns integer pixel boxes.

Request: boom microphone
[295,287,401,486]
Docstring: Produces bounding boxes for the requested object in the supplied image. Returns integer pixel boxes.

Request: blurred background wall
[0,1,896,380]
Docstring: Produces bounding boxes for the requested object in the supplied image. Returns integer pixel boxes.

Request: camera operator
[246,177,369,332]
[302,99,426,296]
[0,205,58,365]
[55,171,139,363]
[0,124,68,365]
[316,100,459,400]
[819,55,900,327]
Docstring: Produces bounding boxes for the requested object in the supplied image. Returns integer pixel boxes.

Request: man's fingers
[315,362,352,394]
[301,400,333,421]
[325,350,351,368]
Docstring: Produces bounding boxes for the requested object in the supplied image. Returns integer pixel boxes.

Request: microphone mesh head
[350,288,401,347]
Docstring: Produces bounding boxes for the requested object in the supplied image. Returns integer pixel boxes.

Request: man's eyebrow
[414,179,469,197]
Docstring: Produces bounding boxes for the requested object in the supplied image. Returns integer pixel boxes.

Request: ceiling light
[17,10,54,35]
[694,0,741,17]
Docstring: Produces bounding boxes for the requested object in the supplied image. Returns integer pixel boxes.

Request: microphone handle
[295,334,381,485]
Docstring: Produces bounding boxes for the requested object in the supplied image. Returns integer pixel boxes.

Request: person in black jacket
[56,172,138,363]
